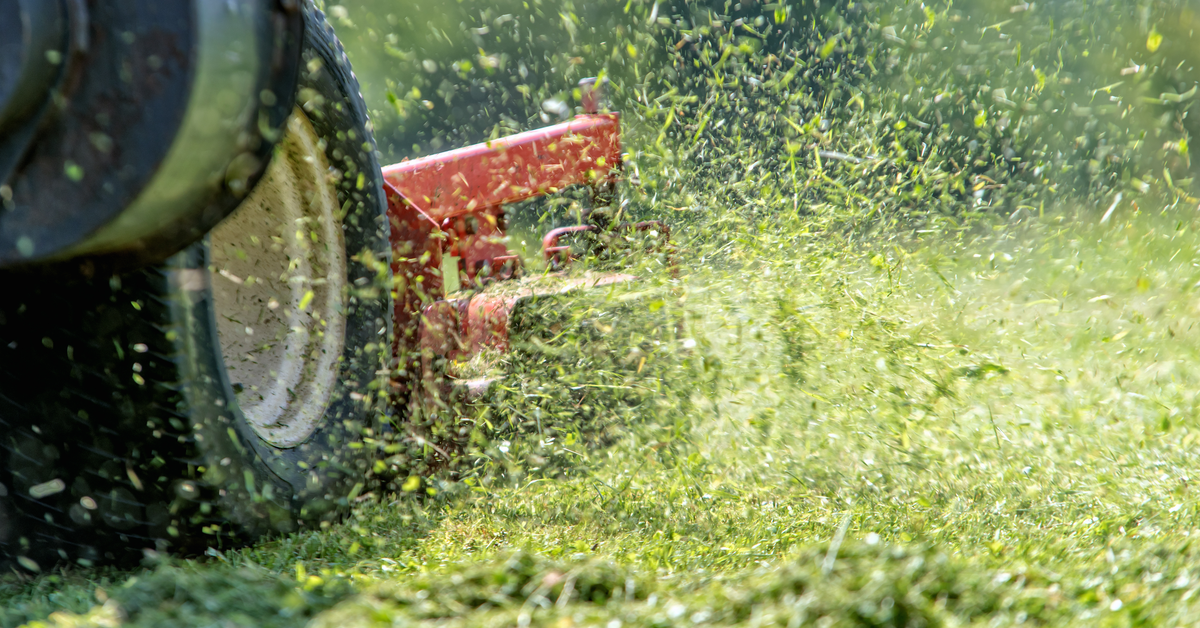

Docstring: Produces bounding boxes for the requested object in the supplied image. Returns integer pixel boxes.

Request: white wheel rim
[209,108,348,448]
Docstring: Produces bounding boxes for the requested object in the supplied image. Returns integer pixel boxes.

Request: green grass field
[6,0,1200,623]
[9,206,1200,626]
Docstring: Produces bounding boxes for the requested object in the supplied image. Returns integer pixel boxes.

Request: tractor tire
[0,4,392,571]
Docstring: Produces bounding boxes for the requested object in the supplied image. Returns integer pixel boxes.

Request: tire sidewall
[0,3,392,570]
[174,3,393,531]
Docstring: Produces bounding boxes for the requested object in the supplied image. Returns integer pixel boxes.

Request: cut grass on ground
[9,207,1200,626]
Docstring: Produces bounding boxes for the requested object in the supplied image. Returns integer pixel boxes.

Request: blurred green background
[326,0,1200,217]
[318,0,647,162]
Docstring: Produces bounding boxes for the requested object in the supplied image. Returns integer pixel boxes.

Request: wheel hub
[0,0,303,270]
[209,108,348,449]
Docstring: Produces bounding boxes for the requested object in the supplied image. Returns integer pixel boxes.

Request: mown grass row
[11,206,1200,626]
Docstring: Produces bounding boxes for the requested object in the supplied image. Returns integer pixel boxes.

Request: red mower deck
[379,79,668,410]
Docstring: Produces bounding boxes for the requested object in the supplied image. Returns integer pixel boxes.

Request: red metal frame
[381,78,664,407]
[382,112,621,286]
[381,114,621,221]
